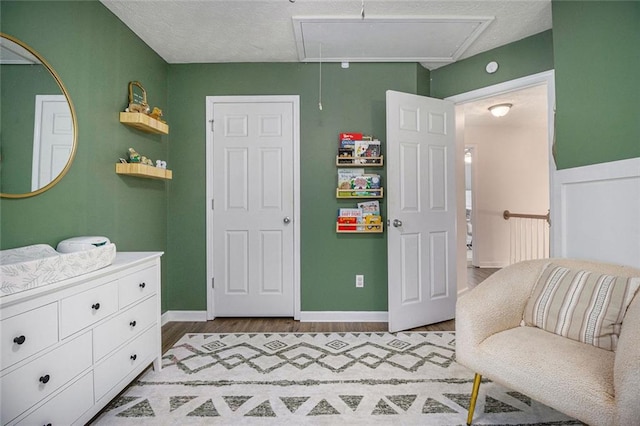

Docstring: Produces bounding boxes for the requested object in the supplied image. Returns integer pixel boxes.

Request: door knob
[393,219,403,227]
[283,217,291,224]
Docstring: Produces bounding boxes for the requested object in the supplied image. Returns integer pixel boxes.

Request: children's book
[337,168,365,189]
[337,208,363,231]
[354,139,381,164]
[357,200,380,217]
[365,215,382,231]
[337,216,358,231]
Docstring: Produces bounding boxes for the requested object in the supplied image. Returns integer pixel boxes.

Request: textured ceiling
[100,0,551,70]
[463,84,548,128]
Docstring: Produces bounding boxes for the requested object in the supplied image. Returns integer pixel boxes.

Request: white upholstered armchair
[456,258,640,426]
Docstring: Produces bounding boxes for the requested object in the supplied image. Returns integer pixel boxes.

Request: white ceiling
[100,0,551,70]
[99,0,551,127]
[463,84,548,128]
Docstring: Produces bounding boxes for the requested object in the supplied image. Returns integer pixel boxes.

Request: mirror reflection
[0,34,77,198]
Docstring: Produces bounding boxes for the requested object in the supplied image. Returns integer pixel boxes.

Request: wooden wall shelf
[115,163,172,180]
[336,155,383,167]
[336,222,383,233]
[120,112,169,135]
[336,188,383,199]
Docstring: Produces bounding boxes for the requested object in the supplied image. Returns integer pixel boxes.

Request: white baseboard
[299,311,388,322]
[457,287,470,297]
[474,261,508,268]
[161,310,208,325]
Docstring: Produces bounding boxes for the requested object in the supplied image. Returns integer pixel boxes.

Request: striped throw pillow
[523,263,640,351]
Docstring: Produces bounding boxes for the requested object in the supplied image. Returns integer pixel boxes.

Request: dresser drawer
[119,266,157,308]
[16,371,93,426]
[93,295,157,361]
[0,331,92,425]
[94,327,156,401]
[59,280,118,338]
[1,302,58,371]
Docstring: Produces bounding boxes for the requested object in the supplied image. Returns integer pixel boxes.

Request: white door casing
[205,96,300,319]
[447,70,556,292]
[386,90,457,332]
[31,95,73,191]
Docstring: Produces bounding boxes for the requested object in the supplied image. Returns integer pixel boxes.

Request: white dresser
[0,252,163,425]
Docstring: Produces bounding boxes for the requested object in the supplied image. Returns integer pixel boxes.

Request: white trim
[299,311,388,323]
[445,70,557,261]
[552,157,640,268]
[205,95,301,321]
[474,261,509,268]
[161,310,208,325]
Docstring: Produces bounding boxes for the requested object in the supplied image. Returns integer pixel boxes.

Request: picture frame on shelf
[127,81,149,113]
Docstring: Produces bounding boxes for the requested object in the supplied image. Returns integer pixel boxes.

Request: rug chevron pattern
[93,332,582,425]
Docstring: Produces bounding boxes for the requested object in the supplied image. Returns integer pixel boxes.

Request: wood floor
[161,266,499,353]
[467,265,500,288]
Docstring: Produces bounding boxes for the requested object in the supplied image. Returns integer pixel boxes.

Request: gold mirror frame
[0,33,78,199]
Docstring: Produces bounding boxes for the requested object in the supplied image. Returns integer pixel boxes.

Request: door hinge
[211,199,214,210]
[211,277,215,289]
[209,119,214,132]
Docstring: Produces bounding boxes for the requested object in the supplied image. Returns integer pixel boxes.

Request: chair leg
[467,373,482,425]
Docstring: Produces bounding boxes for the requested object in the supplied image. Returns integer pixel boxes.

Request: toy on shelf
[128,148,141,163]
[149,107,164,122]
[126,147,156,167]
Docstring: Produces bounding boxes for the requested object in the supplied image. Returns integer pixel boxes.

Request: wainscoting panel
[552,157,640,268]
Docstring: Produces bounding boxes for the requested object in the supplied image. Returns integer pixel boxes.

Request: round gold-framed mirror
[0,33,77,199]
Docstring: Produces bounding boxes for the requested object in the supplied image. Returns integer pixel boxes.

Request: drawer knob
[13,335,26,345]
[130,320,137,327]
[130,354,137,361]
[139,282,146,289]
[39,374,51,384]
[92,303,101,310]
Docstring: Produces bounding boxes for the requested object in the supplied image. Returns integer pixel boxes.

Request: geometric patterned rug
[91,332,583,425]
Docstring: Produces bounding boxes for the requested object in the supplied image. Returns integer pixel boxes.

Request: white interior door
[31,95,73,191]
[209,98,298,317]
[386,90,457,332]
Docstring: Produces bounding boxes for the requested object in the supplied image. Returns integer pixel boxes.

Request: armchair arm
[614,292,640,425]
[456,259,549,365]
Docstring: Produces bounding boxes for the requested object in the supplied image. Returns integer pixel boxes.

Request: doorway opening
[448,70,556,292]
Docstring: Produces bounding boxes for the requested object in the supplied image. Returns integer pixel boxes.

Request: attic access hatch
[292,16,494,66]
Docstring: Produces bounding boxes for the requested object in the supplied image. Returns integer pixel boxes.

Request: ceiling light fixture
[488,103,512,117]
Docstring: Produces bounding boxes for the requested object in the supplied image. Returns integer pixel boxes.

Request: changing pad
[0,243,116,295]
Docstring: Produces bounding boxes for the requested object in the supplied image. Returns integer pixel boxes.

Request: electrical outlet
[356,275,364,288]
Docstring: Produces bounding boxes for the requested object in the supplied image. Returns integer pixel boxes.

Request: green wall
[551,1,640,169]
[166,62,420,311]
[0,1,170,308]
[430,30,554,99]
